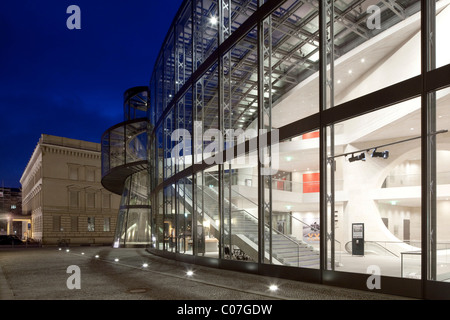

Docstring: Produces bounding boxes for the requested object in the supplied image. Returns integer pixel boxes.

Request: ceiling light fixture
[210,16,218,25]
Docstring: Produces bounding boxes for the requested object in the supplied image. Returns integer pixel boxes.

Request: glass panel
[164,108,175,180]
[177,177,193,255]
[154,189,164,250]
[153,58,164,123]
[333,0,421,106]
[264,0,319,128]
[194,0,219,70]
[431,87,450,281]
[164,185,176,252]
[156,125,164,185]
[110,126,125,168]
[222,151,259,263]
[194,63,219,164]
[164,32,175,111]
[174,90,193,173]
[176,2,193,93]
[195,168,220,258]
[264,130,321,268]
[221,28,259,262]
[125,209,149,245]
[436,0,450,69]
[327,97,422,278]
[126,122,147,164]
[222,27,258,134]
[129,171,149,206]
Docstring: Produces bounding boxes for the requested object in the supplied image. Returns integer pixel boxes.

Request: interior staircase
[179,173,320,268]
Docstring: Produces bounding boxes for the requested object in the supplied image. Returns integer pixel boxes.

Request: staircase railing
[203,172,318,267]
[204,172,314,230]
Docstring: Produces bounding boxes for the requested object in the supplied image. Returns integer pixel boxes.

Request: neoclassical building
[21,134,121,245]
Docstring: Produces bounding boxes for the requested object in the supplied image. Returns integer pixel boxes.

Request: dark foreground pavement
[0,246,410,301]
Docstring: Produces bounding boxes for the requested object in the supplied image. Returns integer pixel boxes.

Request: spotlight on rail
[348,153,366,163]
[371,149,389,159]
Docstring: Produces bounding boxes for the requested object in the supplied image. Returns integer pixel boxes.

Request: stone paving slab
[0,246,411,301]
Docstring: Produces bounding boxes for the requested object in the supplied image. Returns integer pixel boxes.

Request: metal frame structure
[101,87,151,247]
[143,0,450,299]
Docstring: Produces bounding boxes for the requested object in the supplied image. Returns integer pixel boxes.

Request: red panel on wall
[302,131,320,140]
[303,173,320,193]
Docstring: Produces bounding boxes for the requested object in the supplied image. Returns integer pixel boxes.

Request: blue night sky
[0,0,183,188]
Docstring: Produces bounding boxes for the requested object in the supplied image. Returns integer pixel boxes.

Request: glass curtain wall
[147,0,450,298]
[429,1,450,284]
[114,171,150,247]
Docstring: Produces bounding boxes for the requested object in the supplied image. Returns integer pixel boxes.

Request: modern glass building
[102,0,450,299]
[102,87,151,248]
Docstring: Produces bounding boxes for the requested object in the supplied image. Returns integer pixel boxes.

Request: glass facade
[101,0,450,299]
[102,87,151,248]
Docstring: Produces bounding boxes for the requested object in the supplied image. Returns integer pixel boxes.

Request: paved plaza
[0,246,412,301]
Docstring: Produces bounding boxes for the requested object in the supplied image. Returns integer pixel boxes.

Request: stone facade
[20,134,121,245]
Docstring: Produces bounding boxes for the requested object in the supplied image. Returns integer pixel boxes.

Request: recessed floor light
[269,285,278,292]
[186,270,194,276]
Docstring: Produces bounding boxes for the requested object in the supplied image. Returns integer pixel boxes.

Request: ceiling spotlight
[371,149,389,159]
[348,153,366,162]
[210,16,218,25]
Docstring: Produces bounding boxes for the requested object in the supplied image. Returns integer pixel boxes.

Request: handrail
[344,240,399,257]
[203,185,306,265]
[231,209,304,251]
[204,172,314,229]
[187,180,306,265]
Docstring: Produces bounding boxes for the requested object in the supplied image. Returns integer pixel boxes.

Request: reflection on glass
[327,98,422,278]
[263,131,320,269]
[114,172,150,248]
[333,0,421,106]
[432,87,450,281]
[195,169,219,258]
